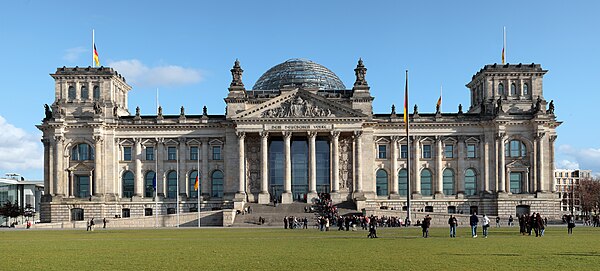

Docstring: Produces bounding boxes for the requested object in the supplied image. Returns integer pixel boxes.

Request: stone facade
[37,60,562,223]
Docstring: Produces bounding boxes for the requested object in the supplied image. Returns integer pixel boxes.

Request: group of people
[283,216,308,229]
[517,213,547,237]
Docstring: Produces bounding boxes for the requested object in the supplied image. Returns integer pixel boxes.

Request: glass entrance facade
[315,137,330,193]
[291,138,308,201]
[269,139,284,200]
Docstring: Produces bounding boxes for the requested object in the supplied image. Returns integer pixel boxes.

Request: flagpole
[156,88,159,114]
[405,70,411,225]
[176,147,180,228]
[197,147,201,228]
[155,145,158,228]
[440,84,443,113]
[504,27,507,64]
[92,29,95,67]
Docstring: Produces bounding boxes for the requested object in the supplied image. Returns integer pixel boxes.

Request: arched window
[211,170,224,198]
[144,171,156,198]
[443,169,455,195]
[376,169,388,196]
[510,83,516,96]
[189,170,200,198]
[510,172,522,194]
[465,169,477,196]
[523,83,529,95]
[498,83,504,96]
[167,171,178,199]
[122,171,134,198]
[398,169,408,196]
[421,169,432,196]
[71,143,94,161]
[93,86,100,100]
[81,86,89,100]
[506,140,527,157]
[68,86,76,99]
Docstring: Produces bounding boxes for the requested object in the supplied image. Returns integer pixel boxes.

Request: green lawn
[1,226,598,270]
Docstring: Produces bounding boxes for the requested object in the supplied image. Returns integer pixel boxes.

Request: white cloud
[108,59,204,87]
[557,159,579,170]
[556,144,600,175]
[63,47,87,62]
[0,116,43,172]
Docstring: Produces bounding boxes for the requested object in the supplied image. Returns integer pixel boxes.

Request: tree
[0,200,23,226]
[579,178,600,215]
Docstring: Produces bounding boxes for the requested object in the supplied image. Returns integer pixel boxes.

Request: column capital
[236,131,246,140]
[391,135,401,143]
[307,131,317,138]
[282,131,292,139]
[496,132,506,141]
[549,134,557,142]
[535,132,546,140]
[330,130,341,139]
[353,131,363,138]
[259,131,269,138]
[54,135,64,143]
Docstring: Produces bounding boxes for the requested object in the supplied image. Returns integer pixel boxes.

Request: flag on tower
[93,43,100,66]
[501,27,506,64]
[403,72,409,124]
[194,175,199,191]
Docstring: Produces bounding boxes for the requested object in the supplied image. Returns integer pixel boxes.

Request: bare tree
[579,177,600,215]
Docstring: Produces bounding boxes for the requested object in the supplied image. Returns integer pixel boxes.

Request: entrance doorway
[71,208,84,221]
[516,205,530,216]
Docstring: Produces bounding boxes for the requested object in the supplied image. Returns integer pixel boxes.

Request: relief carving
[339,136,353,191]
[261,96,334,118]
[245,135,261,193]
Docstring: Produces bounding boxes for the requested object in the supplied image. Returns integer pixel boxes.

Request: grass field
[1,226,598,270]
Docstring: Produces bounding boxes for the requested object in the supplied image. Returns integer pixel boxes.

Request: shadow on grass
[555,252,600,257]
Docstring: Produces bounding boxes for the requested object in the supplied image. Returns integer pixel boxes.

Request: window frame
[123,146,132,161]
[422,144,432,159]
[212,146,222,161]
[145,146,154,161]
[444,144,454,158]
[467,144,476,158]
[167,146,177,161]
[376,169,388,196]
[378,144,387,159]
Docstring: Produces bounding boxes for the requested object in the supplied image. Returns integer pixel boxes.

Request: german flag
[194,175,199,191]
[93,43,100,66]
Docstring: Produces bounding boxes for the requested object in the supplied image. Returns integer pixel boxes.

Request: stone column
[157,138,165,197]
[258,132,270,204]
[281,131,293,204]
[434,136,444,198]
[413,136,421,196]
[354,131,363,193]
[456,138,465,196]
[69,171,75,197]
[201,138,209,199]
[550,135,557,193]
[331,131,340,193]
[54,136,64,197]
[537,132,546,193]
[483,139,490,193]
[93,136,103,197]
[43,139,52,196]
[134,138,143,197]
[390,136,400,198]
[236,132,246,200]
[497,134,506,194]
[178,138,187,197]
[307,131,318,201]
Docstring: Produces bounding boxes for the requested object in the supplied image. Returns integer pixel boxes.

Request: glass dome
[252,58,346,90]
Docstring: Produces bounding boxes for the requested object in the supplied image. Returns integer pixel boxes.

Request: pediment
[506,159,529,168]
[68,162,94,172]
[186,139,201,146]
[232,89,366,120]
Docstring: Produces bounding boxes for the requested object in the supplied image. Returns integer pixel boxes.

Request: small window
[506,140,526,157]
[167,208,176,215]
[146,147,154,161]
[68,86,76,99]
[211,170,224,198]
[93,86,100,100]
[523,83,529,95]
[376,169,388,196]
[72,143,94,161]
[400,144,408,159]
[122,208,131,218]
[444,144,454,158]
[190,146,199,160]
[81,86,89,99]
[422,144,431,159]
[467,144,476,158]
[212,146,222,160]
[424,206,434,212]
[122,171,134,198]
[167,171,177,199]
[510,172,522,194]
[421,169,432,196]
[168,147,177,160]
[498,83,504,96]
[510,83,516,96]
[465,169,477,196]
[144,208,153,216]
[123,147,132,161]
[447,206,456,214]
[378,145,387,159]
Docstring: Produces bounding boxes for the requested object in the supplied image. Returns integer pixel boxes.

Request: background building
[0,173,44,223]
[37,59,561,223]
[554,169,592,215]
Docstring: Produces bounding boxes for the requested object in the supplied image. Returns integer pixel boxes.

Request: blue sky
[1,0,599,179]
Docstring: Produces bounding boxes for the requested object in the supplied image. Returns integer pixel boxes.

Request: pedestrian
[470,212,479,238]
[496,216,501,227]
[422,215,431,238]
[567,214,575,234]
[448,215,457,238]
[86,219,91,231]
[508,215,514,227]
[536,213,545,237]
[367,216,378,238]
[103,217,107,228]
[90,218,95,231]
[283,216,288,229]
[482,214,490,238]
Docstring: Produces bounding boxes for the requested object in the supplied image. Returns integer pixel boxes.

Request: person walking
[495,216,501,227]
[567,214,575,235]
[482,214,490,238]
[536,213,545,237]
[448,215,457,238]
[508,215,514,227]
[422,215,431,238]
[470,212,479,238]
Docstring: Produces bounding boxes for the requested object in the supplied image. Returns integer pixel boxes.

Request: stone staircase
[231,201,359,227]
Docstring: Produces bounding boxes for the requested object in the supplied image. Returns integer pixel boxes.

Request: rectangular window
[190,146,199,160]
[123,147,132,161]
[212,146,222,160]
[400,144,408,159]
[378,145,387,159]
[167,147,177,160]
[145,147,154,161]
[422,144,431,159]
[444,144,454,158]
[467,144,476,158]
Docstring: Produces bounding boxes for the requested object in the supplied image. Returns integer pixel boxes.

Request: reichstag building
[37,58,561,222]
